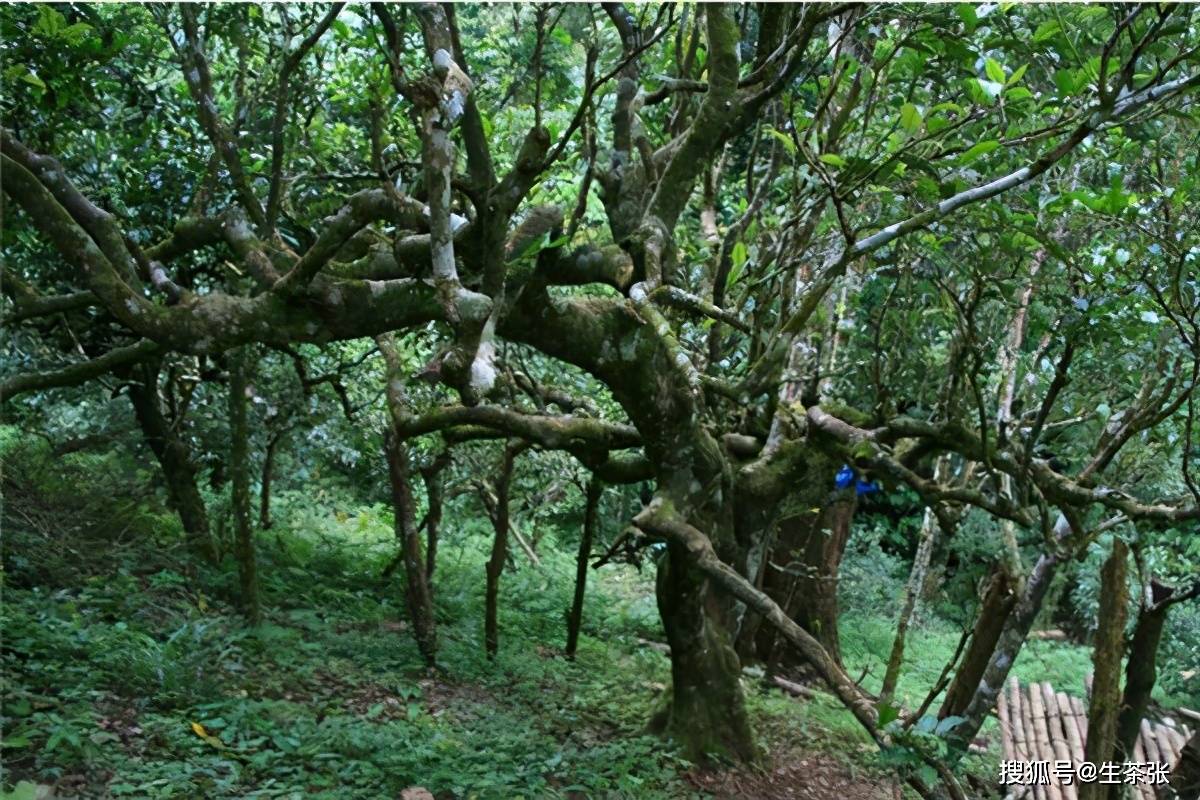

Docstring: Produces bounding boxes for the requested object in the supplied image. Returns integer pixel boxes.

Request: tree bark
[1162,729,1200,800]
[951,518,1072,745]
[939,568,1018,719]
[755,484,857,669]
[420,451,449,582]
[1112,581,1175,780]
[566,477,602,659]
[1080,539,1128,800]
[259,428,286,531]
[228,346,261,625]
[127,361,214,561]
[483,441,522,659]
[376,334,439,664]
[384,429,437,666]
[649,536,758,763]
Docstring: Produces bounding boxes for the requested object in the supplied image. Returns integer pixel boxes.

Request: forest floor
[1,486,1098,799]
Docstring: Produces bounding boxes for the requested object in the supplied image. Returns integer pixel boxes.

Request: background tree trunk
[881,457,950,708]
[384,429,437,666]
[127,361,213,561]
[228,347,261,625]
[420,451,449,582]
[259,429,286,531]
[483,442,522,658]
[1117,600,1171,748]
[755,487,856,669]
[1080,539,1129,800]
[566,477,602,659]
[939,568,1017,719]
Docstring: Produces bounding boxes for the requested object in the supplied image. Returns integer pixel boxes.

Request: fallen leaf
[190,721,224,749]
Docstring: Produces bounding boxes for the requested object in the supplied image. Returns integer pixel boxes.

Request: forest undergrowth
[0,434,1118,800]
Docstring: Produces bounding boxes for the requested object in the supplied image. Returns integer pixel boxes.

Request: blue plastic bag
[835,464,855,490]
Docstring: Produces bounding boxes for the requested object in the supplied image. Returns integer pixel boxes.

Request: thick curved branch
[396,404,641,452]
[809,406,1200,524]
[644,4,740,232]
[2,129,142,287]
[273,189,425,293]
[1,340,160,403]
[533,244,635,291]
[650,284,749,334]
[3,290,96,325]
[2,143,442,353]
[145,215,225,263]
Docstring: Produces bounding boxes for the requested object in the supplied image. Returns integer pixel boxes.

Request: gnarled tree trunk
[649,537,757,763]
[639,423,757,763]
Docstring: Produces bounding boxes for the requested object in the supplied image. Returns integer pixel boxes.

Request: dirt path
[686,751,900,800]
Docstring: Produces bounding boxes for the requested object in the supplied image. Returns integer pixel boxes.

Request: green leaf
[819,153,847,167]
[731,240,748,269]
[1,782,41,800]
[899,103,922,134]
[955,4,978,32]
[33,6,65,38]
[763,126,797,156]
[20,71,46,91]
[1032,19,1061,42]
[726,242,748,289]
[984,58,1006,84]
[1054,68,1077,96]
[1005,63,1028,87]
[965,77,1001,105]
[877,703,900,728]
[958,139,1000,164]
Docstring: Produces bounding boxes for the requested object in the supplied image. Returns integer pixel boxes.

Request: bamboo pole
[1132,734,1151,800]
[1141,718,1162,766]
[1011,678,1029,761]
[1163,726,1186,763]
[1000,677,1017,760]
[1020,685,1047,800]
[1041,684,1077,800]
[1059,691,1086,763]
[1030,683,1065,800]
[1070,696,1090,750]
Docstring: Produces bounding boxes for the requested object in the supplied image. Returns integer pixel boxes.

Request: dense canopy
[3,3,1200,798]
